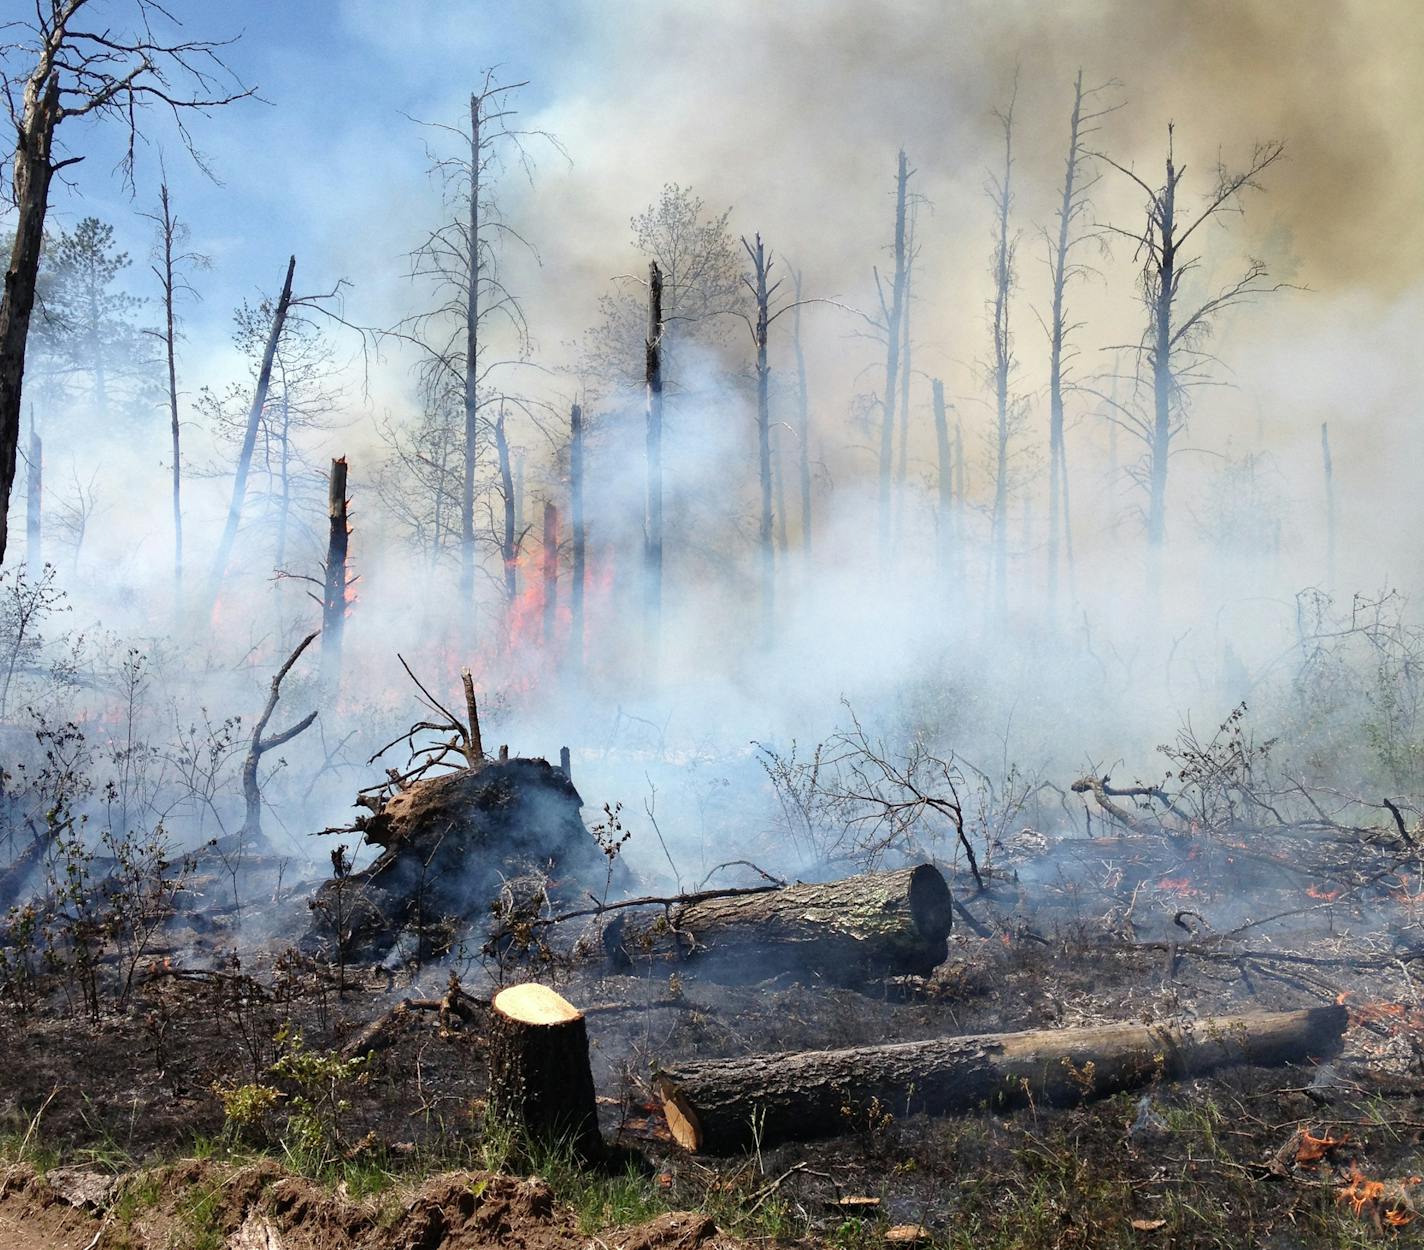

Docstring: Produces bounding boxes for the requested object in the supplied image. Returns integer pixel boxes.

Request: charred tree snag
[657,1005,1346,1154]
[604,864,952,986]
[542,501,559,645]
[240,631,319,842]
[496,409,518,607]
[569,402,586,671]
[489,983,602,1161]
[876,150,910,554]
[644,261,665,678]
[931,380,952,583]
[321,457,351,692]
[742,233,776,644]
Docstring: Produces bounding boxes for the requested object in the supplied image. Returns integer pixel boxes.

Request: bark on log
[656,1005,1346,1154]
[488,983,602,1161]
[604,864,952,986]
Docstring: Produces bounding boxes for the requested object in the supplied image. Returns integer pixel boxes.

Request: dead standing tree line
[0,0,252,564]
[1094,126,1285,589]
[397,72,564,649]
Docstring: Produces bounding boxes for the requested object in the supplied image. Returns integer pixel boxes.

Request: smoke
[4,0,1423,914]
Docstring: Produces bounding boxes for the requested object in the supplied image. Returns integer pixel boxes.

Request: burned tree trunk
[496,408,517,607]
[644,261,665,675]
[24,424,40,576]
[320,457,350,692]
[743,233,776,644]
[604,864,952,986]
[657,1005,1347,1154]
[791,269,813,556]
[542,501,559,646]
[569,402,586,671]
[931,379,952,582]
[488,983,602,1161]
[207,254,297,609]
[877,150,910,554]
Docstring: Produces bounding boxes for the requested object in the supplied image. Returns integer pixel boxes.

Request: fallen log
[488,983,602,1162]
[656,1004,1346,1154]
[604,863,953,986]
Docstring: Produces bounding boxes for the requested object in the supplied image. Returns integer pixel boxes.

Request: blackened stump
[488,983,602,1161]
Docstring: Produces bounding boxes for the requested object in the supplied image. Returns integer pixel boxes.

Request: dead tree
[143,180,206,598]
[658,1005,1346,1154]
[876,150,911,553]
[495,408,518,606]
[205,254,295,608]
[0,2,250,563]
[1097,126,1285,579]
[400,75,560,646]
[931,379,953,582]
[988,85,1019,620]
[791,269,813,555]
[644,260,665,671]
[541,501,559,646]
[240,631,319,842]
[320,457,351,692]
[1321,421,1336,590]
[743,234,777,643]
[569,402,586,671]
[1045,72,1115,613]
[23,423,40,575]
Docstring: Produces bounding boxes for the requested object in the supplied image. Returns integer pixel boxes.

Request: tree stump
[488,983,602,1161]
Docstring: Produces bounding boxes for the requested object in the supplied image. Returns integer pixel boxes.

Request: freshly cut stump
[657,1004,1347,1153]
[488,983,602,1161]
[605,863,953,985]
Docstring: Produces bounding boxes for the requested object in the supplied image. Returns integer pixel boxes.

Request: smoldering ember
[1,5,1424,1249]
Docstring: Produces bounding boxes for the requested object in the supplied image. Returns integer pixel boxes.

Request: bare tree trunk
[1321,421,1336,591]
[877,150,909,555]
[791,270,812,557]
[1047,71,1085,616]
[155,182,184,597]
[569,402,585,673]
[745,235,775,645]
[644,261,664,677]
[0,77,60,566]
[460,91,483,642]
[542,501,559,646]
[495,408,517,607]
[990,96,1017,621]
[207,254,296,609]
[321,457,350,693]
[931,379,952,582]
[895,204,916,529]
[24,423,41,577]
[1146,140,1182,587]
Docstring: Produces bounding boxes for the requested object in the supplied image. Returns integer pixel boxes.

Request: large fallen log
[656,1004,1346,1153]
[604,863,953,986]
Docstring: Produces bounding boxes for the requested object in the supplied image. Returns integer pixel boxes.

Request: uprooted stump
[655,1004,1348,1154]
[603,863,954,986]
[307,757,625,965]
[488,983,603,1162]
